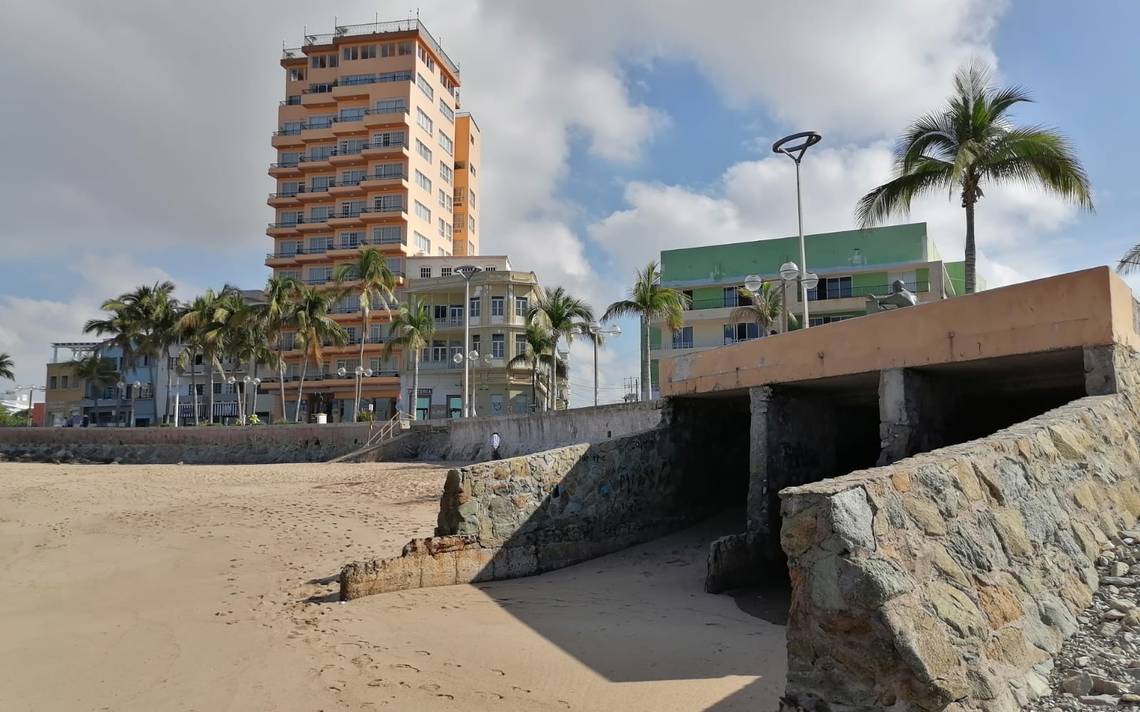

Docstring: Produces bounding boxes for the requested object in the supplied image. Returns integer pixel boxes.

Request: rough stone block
[418,551,458,589]
[492,545,538,580]
[455,546,496,583]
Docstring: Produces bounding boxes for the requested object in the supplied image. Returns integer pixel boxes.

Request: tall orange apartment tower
[266,19,480,422]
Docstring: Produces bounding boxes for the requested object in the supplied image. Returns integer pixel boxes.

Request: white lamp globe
[779,262,800,281]
[744,274,764,293]
[802,272,820,291]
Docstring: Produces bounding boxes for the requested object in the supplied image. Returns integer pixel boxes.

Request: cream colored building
[399,256,550,419]
[265,19,481,421]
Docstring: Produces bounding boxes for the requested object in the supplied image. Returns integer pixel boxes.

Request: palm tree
[602,261,688,402]
[0,352,13,381]
[730,282,795,337]
[333,248,397,421]
[292,285,348,422]
[384,297,434,420]
[527,286,593,410]
[253,275,300,422]
[507,321,566,412]
[177,288,233,424]
[75,354,120,423]
[856,63,1093,294]
[86,282,178,425]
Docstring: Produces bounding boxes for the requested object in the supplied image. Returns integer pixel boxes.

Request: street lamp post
[130,380,141,427]
[455,265,482,417]
[772,131,822,328]
[116,380,125,427]
[581,322,622,407]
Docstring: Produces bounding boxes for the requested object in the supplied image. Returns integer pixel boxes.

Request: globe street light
[581,322,622,407]
[456,265,482,417]
[452,349,483,417]
[746,266,818,333]
[773,131,822,328]
[131,380,141,427]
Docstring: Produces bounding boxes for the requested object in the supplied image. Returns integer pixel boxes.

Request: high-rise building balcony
[361,139,409,159]
[267,190,305,207]
[271,131,305,149]
[360,168,408,189]
[269,162,302,178]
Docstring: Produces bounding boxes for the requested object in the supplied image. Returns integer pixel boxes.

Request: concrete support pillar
[706,385,772,594]
[878,368,953,466]
[1084,344,1127,396]
[746,386,772,535]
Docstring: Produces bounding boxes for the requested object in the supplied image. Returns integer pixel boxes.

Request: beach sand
[0,461,785,712]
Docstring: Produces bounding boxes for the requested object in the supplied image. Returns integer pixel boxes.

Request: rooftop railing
[284,19,459,77]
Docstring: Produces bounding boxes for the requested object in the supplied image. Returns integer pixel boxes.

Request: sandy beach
[0,461,785,712]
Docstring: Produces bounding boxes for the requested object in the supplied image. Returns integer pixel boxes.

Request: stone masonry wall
[779,387,1140,711]
[0,423,375,464]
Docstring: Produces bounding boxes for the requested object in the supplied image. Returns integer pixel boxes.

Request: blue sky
[1,0,1137,404]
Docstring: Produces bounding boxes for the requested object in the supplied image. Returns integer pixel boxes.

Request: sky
[1,0,1138,404]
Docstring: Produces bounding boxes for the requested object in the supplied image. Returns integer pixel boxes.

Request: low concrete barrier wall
[779,390,1140,711]
[0,423,375,464]
[411,401,665,461]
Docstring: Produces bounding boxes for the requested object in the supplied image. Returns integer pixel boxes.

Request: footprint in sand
[475,691,505,701]
[490,669,506,676]
[511,686,532,694]
[391,663,420,673]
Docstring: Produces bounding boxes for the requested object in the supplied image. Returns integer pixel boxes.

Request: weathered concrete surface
[0,422,376,464]
[410,400,665,461]
[779,379,1140,711]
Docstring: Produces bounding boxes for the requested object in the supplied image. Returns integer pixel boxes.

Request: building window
[414,232,431,254]
[414,170,432,192]
[373,225,404,244]
[809,314,854,327]
[439,162,453,184]
[438,189,453,211]
[419,267,432,279]
[213,383,223,395]
[372,130,406,147]
[810,276,854,301]
[415,139,433,163]
[336,201,363,218]
[514,333,527,358]
[375,98,407,114]
[373,162,404,180]
[418,44,436,71]
[469,297,481,317]
[438,132,453,155]
[310,175,333,191]
[468,214,476,233]
[416,72,434,99]
[439,99,454,122]
[340,169,365,185]
[288,68,305,81]
[310,54,337,69]
[49,376,57,389]
[440,267,453,277]
[491,334,505,359]
[437,218,452,239]
[375,194,404,213]
[339,231,363,248]
[514,296,529,317]
[469,188,476,204]
[414,201,431,222]
[285,95,301,105]
[672,326,694,349]
[722,286,746,307]
[491,296,504,317]
[416,108,434,134]
[723,322,760,345]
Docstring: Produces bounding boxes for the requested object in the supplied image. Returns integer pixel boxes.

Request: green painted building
[649,222,980,394]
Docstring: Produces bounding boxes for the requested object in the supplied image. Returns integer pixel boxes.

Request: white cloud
[0,296,99,391]
[590,143,1086,290]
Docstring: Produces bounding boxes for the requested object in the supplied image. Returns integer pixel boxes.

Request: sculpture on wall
[865,279,918,313]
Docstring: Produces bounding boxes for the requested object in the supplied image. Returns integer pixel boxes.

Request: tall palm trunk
[149,361,159,426]
[207,364,215,425]
[355,308,368,422]
[410,355,420,421]
[277,337,287,424]
[640,315,651,401]
[964,199,976,294]
[294,351,310,423]
[548,334,559,411]
[164,348,173,424]
[531,359,538,413]
[189,355,199,426]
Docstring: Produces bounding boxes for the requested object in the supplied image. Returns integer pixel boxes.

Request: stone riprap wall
[411,401,664,461]
[779,391,1140,711]
[0,423,376,464]
[341,400,746,600]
